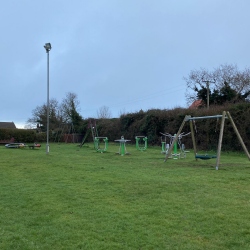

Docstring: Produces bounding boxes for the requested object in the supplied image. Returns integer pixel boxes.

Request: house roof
[0,122,17,129]
[189,100,203,109]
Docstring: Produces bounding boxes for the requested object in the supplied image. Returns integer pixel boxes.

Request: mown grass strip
[0,143,250,249]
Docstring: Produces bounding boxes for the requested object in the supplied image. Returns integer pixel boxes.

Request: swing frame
[164,111,250,170]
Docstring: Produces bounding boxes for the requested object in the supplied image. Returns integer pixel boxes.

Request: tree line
[15,102,250,152]
[28,64,250,132]
[184,64,250,107]
[27,92,83,132]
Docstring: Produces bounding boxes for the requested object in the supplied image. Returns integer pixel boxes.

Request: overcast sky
[1,0,250,128]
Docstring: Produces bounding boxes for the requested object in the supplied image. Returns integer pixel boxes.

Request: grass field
[0,142,250,249]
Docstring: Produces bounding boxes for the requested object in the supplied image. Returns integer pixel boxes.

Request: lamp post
[44,43,51,154]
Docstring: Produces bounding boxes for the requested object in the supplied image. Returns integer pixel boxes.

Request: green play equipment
[115,136,131,156]
[86,120,109,153]
[135,136,148,151]
[94,137,108,153]
[195,154,217,160]
[161,135,167,153]
[161,141,166,154]
[160,132,190,159]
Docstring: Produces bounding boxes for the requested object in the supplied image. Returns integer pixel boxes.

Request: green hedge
[0,129,36,143]
[1,103,250,151]
[95,103,250,151]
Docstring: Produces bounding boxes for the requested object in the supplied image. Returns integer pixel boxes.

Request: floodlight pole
[44,43,52,155]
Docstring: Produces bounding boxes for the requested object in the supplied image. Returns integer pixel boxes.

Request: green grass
[0,142,250,249]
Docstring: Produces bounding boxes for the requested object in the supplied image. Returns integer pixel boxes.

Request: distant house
[0,122,17,129]
[189,100,203,109]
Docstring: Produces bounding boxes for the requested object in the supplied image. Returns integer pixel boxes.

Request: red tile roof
[189,100,203,109]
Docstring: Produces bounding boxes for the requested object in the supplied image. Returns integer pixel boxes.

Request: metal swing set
[164,111,250,170]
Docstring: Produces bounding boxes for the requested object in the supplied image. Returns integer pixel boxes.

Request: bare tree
[97,106,112,119]
[60,92,82,124]
[184,67,215,105]
[27,92,83,131]
[213,64,250,94]
[184,64,250,105]
[27,98,61,131]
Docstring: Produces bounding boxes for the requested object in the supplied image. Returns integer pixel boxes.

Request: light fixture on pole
[44,43,51,154]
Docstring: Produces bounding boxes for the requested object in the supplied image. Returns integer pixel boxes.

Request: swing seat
[195,154,217,160]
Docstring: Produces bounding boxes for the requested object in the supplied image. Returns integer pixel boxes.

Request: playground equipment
[5,143,41,149]
[164,111,250,170]
[78,119,108,152]
[54,122,80,143]
[5,143,26,148]
[135,136,148,151]
[160,132,190,159]
[94,137,108,153]
[28,143,41,149]
[89,120,98,142]
[89,120,109,153]
[78,119,98,148]
[115,136,131,156]
[78,130,90,147]
[161,135,168,154]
